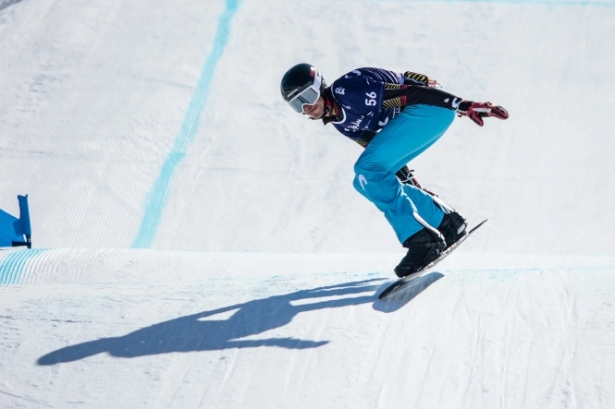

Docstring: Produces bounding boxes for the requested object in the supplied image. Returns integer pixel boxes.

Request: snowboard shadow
[372,272,445,313]
[37,278,383,365]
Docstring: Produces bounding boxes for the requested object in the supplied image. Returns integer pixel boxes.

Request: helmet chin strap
[322,97,334,118]
[308,90,335,121]
[320,89,343,125]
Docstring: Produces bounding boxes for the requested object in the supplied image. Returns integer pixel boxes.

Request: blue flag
[0,195,32,249]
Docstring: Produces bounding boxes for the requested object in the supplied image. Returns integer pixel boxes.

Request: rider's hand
[457,101,509,127]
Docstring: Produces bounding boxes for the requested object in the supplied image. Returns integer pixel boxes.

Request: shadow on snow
[373,272,445,313]
[38,278,392,365]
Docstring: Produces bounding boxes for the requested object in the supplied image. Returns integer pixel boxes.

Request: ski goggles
[287,73,322,113]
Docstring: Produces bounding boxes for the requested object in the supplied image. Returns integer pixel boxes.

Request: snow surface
[1,0,615,407]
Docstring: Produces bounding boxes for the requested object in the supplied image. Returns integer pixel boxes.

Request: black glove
[457,101,509,127]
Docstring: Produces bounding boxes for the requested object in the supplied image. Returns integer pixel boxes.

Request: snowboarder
[280,64,508,277]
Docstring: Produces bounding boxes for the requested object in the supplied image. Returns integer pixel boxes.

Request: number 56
[365,92,377,106]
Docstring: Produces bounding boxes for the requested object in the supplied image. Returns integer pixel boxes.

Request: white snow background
[1,0,615,407]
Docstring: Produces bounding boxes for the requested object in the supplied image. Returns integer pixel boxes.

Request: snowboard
[378,219,488,299]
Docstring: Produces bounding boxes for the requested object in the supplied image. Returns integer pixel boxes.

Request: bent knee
[354,155,389,177]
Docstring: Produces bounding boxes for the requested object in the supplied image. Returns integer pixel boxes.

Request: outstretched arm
[382,83,509,126]
[382,83,463,110]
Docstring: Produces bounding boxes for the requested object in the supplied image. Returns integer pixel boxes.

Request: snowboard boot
[437,211,468,249]
[394,228,446,278]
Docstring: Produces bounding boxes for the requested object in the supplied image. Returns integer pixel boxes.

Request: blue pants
[352,104,456,244]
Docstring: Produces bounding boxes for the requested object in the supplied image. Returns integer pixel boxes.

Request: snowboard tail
[378,219,488,299]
